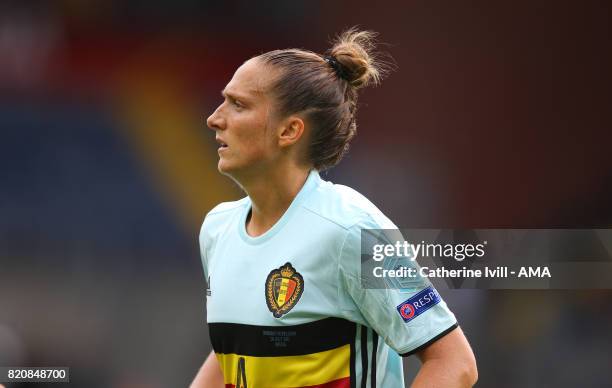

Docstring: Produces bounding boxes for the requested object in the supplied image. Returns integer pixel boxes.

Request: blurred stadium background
[0,1,611,387]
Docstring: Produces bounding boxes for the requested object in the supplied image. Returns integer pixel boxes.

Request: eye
[232,99,244,108]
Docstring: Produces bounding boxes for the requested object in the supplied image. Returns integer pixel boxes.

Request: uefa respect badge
[396,286,442,323]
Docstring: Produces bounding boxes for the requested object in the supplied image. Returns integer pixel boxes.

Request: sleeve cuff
[399,323,459,357]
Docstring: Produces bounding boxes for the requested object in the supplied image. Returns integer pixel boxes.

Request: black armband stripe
[399,323,459,357]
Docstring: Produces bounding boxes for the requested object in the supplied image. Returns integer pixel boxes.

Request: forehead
[223,58,276,99]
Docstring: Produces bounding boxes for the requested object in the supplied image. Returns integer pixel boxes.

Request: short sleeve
[338,223,458,356]
[199,218,211,287]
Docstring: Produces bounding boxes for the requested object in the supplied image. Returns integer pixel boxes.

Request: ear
[278,116,305,148]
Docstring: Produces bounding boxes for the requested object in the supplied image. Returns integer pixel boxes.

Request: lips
[216,137,228,149]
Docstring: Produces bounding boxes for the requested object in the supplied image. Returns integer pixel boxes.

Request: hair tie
[324,56,349,81]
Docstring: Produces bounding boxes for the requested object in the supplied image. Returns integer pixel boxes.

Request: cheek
[242,136,271,161]
[238,116,273,153]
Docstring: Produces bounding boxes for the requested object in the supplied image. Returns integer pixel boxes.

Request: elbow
[459,336,478,387]
[460,357,478,387]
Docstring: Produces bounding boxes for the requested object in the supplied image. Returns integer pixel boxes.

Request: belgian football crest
[265,262,304,318]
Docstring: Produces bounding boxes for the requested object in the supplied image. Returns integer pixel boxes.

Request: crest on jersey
[265,262,304,318]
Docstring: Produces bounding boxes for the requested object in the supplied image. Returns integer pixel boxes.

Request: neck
[237,164,312,237]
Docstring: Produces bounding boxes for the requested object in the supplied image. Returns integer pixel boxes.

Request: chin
[218,159,238,177]
[217,160,230,174]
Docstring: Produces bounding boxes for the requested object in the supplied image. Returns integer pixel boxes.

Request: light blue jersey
[200,170,457,388]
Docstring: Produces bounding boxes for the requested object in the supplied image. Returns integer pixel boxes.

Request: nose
[206,105,226,131]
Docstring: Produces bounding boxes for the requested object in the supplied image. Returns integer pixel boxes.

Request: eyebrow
[221,89,253,101]
[222,84,266,100]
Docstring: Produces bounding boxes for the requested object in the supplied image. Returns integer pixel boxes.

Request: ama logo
[396,286,441,323]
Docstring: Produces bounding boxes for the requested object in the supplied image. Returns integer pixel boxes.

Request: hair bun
[324,56,350,81]
[328,27,385,89]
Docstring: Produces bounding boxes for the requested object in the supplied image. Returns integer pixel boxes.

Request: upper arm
[190,351,224,388]
[416,326,474,362]
[415,326,478,385]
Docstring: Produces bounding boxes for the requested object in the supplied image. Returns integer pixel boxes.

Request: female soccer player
[191,29,477,388]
